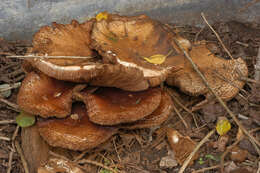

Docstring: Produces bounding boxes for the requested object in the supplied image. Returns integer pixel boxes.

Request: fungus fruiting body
[17,12,248,152]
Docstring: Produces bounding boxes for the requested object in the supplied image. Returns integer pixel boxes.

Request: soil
[0,21,259,173]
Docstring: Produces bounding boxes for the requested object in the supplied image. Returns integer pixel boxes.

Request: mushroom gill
[81,87,162,125]
[17,72,75,118]
[37,103,117,151]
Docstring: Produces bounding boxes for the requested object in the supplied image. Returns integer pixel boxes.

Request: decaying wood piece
[21,125,50,173]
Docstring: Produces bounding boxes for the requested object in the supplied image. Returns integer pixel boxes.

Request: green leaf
[16,111,36,127]
[198,157,204,165]
[205,154,219,161]
[100,169,113,173]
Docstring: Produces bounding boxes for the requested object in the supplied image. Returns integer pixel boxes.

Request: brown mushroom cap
[91,14,179,88]
[17,72,74,118]
[28,18,150,91]
[121,90,173,129]
[37,103,117,151]
[32,19,94,56]
[81,87,162,125]
[166,43,248,102]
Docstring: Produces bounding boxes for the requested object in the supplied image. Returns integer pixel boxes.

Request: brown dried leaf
[230,146,248,162]
[167,128,198,165]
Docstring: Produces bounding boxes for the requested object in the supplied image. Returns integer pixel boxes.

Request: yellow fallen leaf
[143,54,166,65]
[96,12,108,21]
[216,117,231,136]
[143,50,173,65]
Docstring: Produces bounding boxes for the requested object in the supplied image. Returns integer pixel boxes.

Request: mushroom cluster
[17,12,248,151]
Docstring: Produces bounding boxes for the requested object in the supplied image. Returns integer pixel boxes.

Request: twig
[7,150,14,173]
[15,140,29,173]
[7,55,95,59]
[201,12,234,60]
[7,126,20,173]
[240,76,260,85]
[220,127,260,172]
[173,38,260,149]
[194,27,204,43]
[12,126,20,141]
[0,136,11,141]
[73,150,90,162]
[220,138,242,173]
[178,129,216,173]
[0,82,21,92]
[113,137,121,162]
[78,159,119,173]
[49,151,70,161]
[254,47,260,80]
[192,162,230,173]
[168,90,199,128]
[0,120,16,125]
[172,103,189,129]
[236,41,249,47]
[257,161,260,173]
[0,97,20,112]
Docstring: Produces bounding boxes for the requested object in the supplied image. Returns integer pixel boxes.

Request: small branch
[6,55,95,60]
[172,103,189,129]
[254,47,260,80]
[0,82,21,92]
[240,76,260,85]
[6,126,20,173]
[201,12,234,60]
[0,120,15,125]
[192,162,230,173]
[78,159,119,173]
[220,137,242,173]
[0,136,11,141]
[166,89,198,128]
[178,129,216,173]
[7,150,14,173]
[15,140,29,173]
[113,137,121,162]
[0,97,20,112]
[173,38,260,150]
[12,126,20,141]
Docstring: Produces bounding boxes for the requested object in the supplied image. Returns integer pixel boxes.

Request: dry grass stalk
[15,140,30,173]
[201,12,234,60]
[178,129,216,173]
